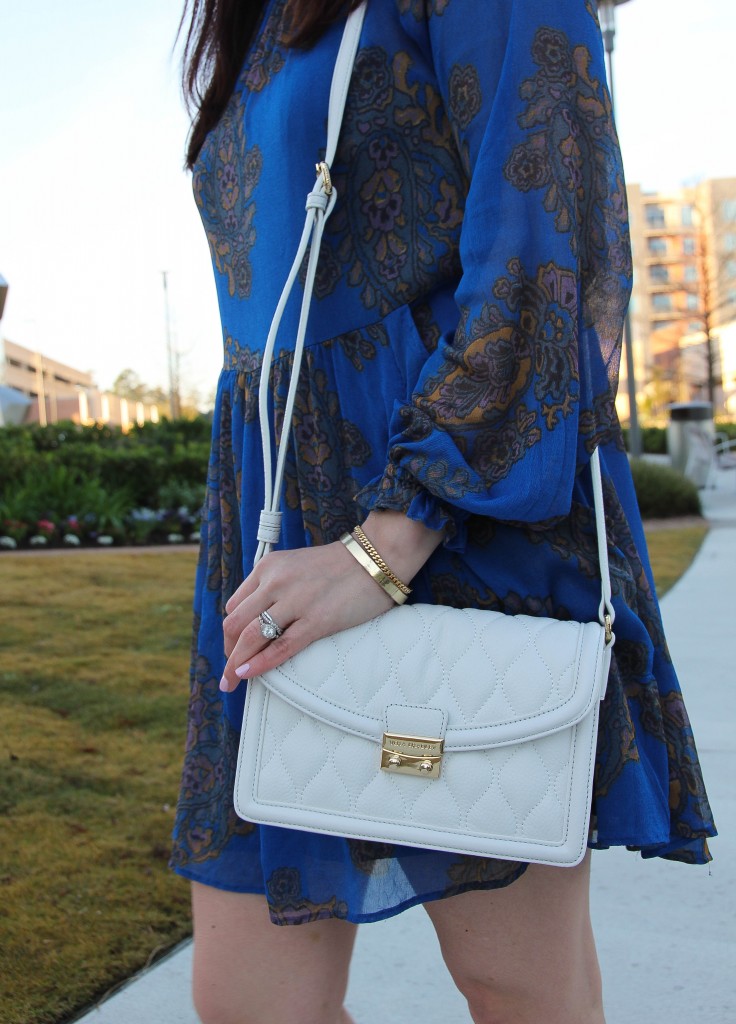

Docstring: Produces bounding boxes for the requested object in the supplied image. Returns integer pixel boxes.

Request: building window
[652,293,673,311]
[681,204,694,226]
[682,237,696,255]
[723,199,736,222]
[725,259,736,278]
[648,236,667,255]
[686,293,699,310]
[683,265,698,282]
[688,320,703,333]
[649,264,669,283]
[646,205,666,228]
[724,233,736,252]
[652,319,676,332]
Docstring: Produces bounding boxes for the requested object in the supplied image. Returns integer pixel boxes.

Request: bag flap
[254,604,608,750]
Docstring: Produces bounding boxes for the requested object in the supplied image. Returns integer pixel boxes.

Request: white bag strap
[590,447,615,641]
[252,0,615,643]
[254,2,367,565]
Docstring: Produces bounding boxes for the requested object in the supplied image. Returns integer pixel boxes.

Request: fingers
[218,542,394,694]
[223,585,275,658]
[222,552,287,656]
[220,603,294,693]
[224,568,262,617]
[229,620,313,686]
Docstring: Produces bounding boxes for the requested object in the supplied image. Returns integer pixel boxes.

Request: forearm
[359,509,444,587]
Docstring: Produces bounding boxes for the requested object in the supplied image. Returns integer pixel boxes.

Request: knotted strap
[251,0,615,642]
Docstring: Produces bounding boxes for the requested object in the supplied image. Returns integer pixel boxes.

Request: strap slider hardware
[315,161,333,196]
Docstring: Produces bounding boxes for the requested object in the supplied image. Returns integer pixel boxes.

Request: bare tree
[682,193,736,413]
[646,192,736,417]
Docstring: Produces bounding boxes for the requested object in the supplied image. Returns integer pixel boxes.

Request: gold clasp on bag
[380,733,444,780]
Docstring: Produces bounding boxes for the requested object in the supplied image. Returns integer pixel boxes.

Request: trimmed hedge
[715,421,736,442]
[0,418,210,549]
[629,459,702,519]
[621,426,668,455]
[0,416,712,549]
[622,420,736,455]
[0,418,211,507]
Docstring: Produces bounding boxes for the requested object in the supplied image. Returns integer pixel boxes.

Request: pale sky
[1,0,734,398]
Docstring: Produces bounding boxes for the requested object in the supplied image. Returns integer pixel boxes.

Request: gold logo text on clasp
[380,732,444,779]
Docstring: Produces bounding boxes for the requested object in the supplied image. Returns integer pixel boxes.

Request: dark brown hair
[179,0,363,169]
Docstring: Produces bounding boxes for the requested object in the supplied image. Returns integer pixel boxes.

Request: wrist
[359,510,443,584]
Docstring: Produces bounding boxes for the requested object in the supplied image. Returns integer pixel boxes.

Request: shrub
[622,421,736,455]
[0,419,211,510]
[157,479,206,514]
[621,426,667,455]
[131,415,212,450]
[125,501,203,546]
[715,421,736,442]
[0,464,133,544]
[629,459,702,519]
[26,420,120,451]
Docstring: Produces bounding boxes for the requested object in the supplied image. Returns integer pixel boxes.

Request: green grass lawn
[0,526,709,1024]
[0,550,198,1024]
[643,525,709,597]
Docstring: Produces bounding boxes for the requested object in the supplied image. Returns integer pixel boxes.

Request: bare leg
[424,852,604,1024]
[191,882,359,1024]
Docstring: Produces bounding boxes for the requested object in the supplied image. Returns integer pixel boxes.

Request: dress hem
[169,827,715,928]
[170,861,530,926]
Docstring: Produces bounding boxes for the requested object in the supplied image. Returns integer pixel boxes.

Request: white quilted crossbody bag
[234,3,615,867]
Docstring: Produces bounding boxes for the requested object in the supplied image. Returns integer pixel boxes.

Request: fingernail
[234,662,250,678]
[219,675,230,692]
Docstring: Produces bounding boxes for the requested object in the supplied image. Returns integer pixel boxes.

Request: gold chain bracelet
[340,534,409,605]
[351,525,412,597]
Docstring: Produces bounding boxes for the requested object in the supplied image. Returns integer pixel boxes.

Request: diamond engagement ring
[258,610,284,641]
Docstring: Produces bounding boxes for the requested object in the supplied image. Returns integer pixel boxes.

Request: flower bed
[0,418,208,551]
[0,506,202,551]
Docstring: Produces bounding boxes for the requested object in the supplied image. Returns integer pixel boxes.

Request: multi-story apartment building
[624,177,736,418]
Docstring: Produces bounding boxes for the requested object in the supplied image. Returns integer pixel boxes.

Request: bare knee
[193,980,355,1024]
[452,968,604,1024]
[192,975,246,1024]
[190,883,357,1024]
[426,856,604,1024]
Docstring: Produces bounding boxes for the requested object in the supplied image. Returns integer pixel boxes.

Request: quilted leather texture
[235,604,610,867]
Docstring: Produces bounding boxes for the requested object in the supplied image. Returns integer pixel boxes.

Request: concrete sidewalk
[75,478,734,1024]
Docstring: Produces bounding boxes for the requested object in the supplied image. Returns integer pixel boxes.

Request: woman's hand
[219,511,443,692]
[219,540,393,691]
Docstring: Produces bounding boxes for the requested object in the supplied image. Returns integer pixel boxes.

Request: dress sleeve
[355,0,632,547]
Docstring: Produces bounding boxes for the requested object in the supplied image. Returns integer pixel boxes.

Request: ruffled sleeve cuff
[354,462,469,553]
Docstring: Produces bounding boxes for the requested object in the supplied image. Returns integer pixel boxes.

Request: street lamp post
[161,271,180,420]
[598,0,642,459]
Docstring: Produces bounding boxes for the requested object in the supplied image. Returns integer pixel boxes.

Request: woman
[170,2,716,1021]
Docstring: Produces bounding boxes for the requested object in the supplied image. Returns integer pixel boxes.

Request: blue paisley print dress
[170,0,716,925]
